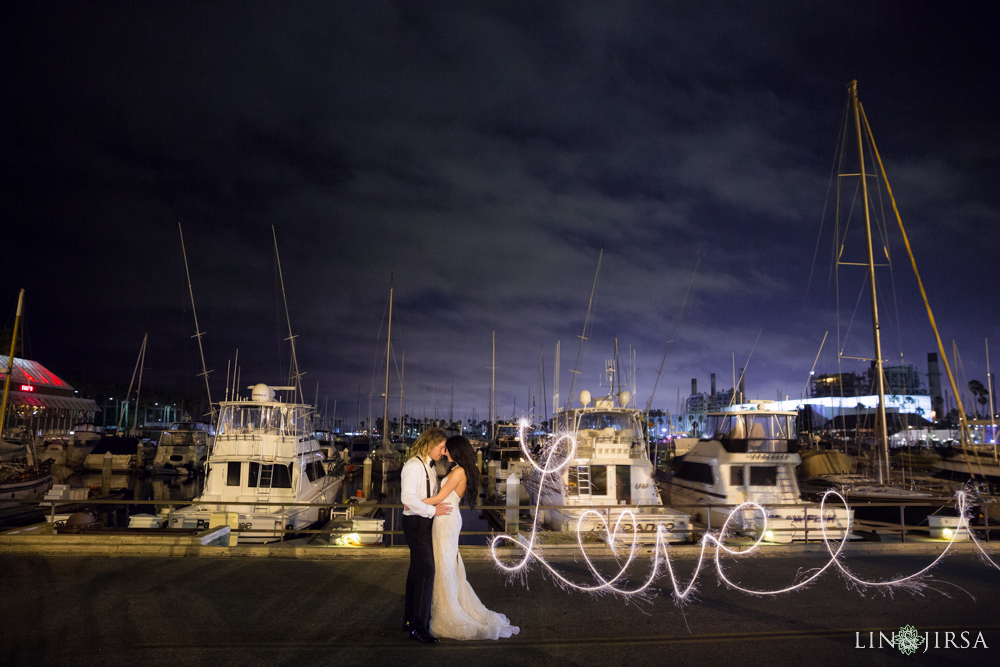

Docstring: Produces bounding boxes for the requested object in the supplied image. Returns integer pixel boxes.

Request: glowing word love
[488,419,1000,604]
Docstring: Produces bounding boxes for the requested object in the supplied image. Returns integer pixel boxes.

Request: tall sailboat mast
[383,275,393,446]
[0,289,25,438]
[850,80,890,484]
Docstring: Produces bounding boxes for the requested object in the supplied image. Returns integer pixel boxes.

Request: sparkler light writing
[488,419,1000,603]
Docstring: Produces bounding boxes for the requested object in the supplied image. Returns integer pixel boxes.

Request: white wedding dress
[429,490,520,640]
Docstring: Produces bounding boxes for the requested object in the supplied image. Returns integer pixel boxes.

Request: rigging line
[646,251,702,413]
[727,328,763,408]
[804,96,851,317]
[567,248,603,410]
[801,331,829,401]
[862,129,907,363]
[838,270,870,362]
[272,227,303,404]
[860,101,974,451]
[369,285,392,396]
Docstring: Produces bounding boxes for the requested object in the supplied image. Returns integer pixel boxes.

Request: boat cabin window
[567,465,608,495]
[730,465,744,486]
[247,462,293,488]
[673,460,714,485]
[729,465,778,486]
[305,460,327,482]
[748,466,777,486]
[227,461,241,486]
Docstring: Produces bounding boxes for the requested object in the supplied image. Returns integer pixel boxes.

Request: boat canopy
[217,404,312,437]
[705,411,797,453]
[575,410,641,436]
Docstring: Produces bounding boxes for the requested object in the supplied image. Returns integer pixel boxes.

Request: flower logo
[896,625,925,655]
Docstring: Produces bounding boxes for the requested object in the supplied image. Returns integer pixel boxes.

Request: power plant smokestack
[711,373,716,396]
[691,378,697,395]
[928,352,943,419]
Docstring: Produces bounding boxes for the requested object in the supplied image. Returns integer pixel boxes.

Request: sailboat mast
[850,80,890,484]
[179,223,216,421]
[383,277,392,446]
[0,289,25,437]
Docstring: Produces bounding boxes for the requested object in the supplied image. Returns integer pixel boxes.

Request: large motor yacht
[522,389,689,543]
[166,383,342,542]
[658,403,854,543]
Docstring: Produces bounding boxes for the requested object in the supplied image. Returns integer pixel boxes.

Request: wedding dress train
[429,490,519,640]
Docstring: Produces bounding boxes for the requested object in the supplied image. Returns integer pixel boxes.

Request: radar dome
[251,384,274,402]
[618,390,631,407]
[579,390,592,407]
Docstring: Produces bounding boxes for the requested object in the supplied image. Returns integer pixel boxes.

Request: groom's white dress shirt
[401,455,438,519]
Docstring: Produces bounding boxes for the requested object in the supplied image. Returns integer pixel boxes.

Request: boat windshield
[576,411,641,438]
[706,412,796,452]
[217,405,312,437]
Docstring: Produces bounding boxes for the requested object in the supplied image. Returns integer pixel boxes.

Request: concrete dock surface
[5,544,1000,666]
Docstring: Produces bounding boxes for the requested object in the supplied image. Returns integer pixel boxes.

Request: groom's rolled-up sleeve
[401,459,437,519]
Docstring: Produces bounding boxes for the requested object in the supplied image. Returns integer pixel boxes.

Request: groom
[401,427,452,644]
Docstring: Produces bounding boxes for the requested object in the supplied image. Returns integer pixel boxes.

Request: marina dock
[4,545,999,665]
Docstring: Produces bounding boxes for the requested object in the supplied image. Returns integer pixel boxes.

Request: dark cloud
[3,2,997,424]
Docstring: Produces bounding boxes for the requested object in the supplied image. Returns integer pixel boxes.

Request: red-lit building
[1,355,98,437]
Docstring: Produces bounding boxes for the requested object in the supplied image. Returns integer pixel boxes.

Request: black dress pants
[402,514,434,630]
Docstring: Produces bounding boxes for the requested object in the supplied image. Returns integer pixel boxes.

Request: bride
[421,435,519,641]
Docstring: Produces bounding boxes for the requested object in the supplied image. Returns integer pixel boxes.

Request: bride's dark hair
[445,435,480,509]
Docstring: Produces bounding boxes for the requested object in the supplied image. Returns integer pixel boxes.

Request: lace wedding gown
[429,490,519,640]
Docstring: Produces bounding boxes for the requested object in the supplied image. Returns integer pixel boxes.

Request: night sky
[3,3,998,426]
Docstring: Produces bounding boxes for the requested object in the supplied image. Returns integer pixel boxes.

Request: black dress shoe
[410,628,439,644]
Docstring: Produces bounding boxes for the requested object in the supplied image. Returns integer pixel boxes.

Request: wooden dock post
[362,456,372,499]
[487,461,498,500]
[101,451,113,494]
[506,473,520,534]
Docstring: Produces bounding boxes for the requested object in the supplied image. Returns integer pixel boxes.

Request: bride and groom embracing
[401,428,519,643]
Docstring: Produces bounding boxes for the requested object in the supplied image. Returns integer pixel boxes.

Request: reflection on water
[4,464,495,544]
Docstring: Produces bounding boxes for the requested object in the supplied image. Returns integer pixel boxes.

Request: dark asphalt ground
[4,551,1000,666]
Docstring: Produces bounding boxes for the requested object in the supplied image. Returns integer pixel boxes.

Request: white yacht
[659,403,854,543]
[35,424,103,468]
[150,421,214,475]
[521,389,689,543]
[166,384,343,542]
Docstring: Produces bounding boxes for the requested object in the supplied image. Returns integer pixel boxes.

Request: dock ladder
[577,465,593,498]
[255,463,274,512]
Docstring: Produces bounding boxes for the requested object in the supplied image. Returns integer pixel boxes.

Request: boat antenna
[272,226,303,404]
[178,223,216,421]
[0,289,25,438]
[567,248,603,410]
[646,251,702,413]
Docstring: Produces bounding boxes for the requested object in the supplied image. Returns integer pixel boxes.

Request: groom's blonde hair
[411,427,447,459]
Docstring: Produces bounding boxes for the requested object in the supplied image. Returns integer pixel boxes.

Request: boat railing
[13,495,997,548]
